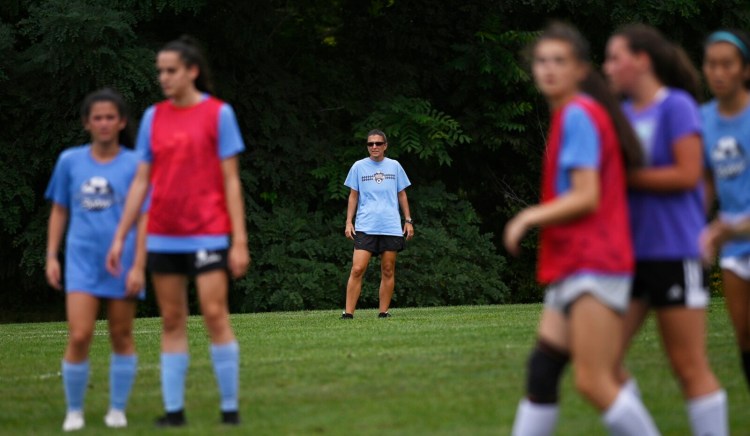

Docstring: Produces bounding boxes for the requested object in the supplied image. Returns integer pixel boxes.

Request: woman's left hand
[125,267,145,297]
[229,243,251,279]
[403,223,414,240]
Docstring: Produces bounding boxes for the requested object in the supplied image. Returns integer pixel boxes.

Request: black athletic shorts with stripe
[631,259,709,308]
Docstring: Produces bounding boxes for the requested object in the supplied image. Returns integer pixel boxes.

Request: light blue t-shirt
[45,145,143,299]
[556,103,600,194]
[344,157,411,236]
[702,99,750,258]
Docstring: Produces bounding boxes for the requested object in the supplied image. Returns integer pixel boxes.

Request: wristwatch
[405,219,414,225]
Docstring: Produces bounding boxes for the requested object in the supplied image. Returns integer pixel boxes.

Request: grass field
[0,300,748,435]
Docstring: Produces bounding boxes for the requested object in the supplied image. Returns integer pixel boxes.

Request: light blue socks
[109,353,137,411]
[160,353,189,412]
[62,360,90,412]
[210,341,239,412]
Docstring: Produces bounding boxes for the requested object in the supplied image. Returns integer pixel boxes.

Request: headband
[707,31,750,61]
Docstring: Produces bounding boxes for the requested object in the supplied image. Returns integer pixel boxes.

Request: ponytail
[614,24,701,100]
[536,22,643,168]
[580,72,643,168]
[160,35,214,94]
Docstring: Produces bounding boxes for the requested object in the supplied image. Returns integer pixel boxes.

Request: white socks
[603,389,660,436]
[511,399,559,436]
[687,389,727,436]
[623,377,641,398]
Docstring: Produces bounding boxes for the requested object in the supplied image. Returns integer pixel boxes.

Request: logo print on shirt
[712,136,747,179]
[78,177,115,211]
[361,172,396,183]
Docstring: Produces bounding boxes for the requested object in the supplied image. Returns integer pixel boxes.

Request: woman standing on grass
[46,88,146,431]
[342,129,414,319]
[700,29,750,393]
[504,23,659,435]
[107,36,249,427]
[604,24,727,435]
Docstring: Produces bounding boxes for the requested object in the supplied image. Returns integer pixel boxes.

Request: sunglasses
[366,142,386,147]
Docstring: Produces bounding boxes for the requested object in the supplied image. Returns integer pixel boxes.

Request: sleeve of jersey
[218,104,246,159]
[396,163,412,192]
[559,105,601,172]
[44,152,71,208]
[344,163,359,191]
[135,106,156,163]
[666,92,702,143]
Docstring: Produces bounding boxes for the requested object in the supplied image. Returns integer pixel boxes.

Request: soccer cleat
[104,408,127,428]
[221,410,240,425]
[155,409,186,427]
[378,312,391,318]
[62,410,85,432]
[341,312,354,319]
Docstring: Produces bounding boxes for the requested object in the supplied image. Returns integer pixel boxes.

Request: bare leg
[345,249,372,314]
[65,293,100,363]
[569,295,622,410]
[721,269,750,350]
[107,299,137,355]
[379,251,397,313]
[196,270,235,344]
[616,299,650,384]
[152,274,189,353]
[656,307,721,398]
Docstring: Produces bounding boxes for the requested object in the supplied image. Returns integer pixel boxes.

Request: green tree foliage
[3,0,750,319]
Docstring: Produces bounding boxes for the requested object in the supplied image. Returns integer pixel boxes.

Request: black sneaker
[221,410,240,425]
[378,312,391,318]
[155,410,186,427]
[341,312,354,319]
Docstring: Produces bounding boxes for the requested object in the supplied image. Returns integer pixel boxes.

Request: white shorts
[544,274,632,315]
[720,255,750,281]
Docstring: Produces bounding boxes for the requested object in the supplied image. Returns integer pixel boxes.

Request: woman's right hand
[106,238,123,276]
[345,222,356,240]
[45,257,62,290]
[700,219,732,265]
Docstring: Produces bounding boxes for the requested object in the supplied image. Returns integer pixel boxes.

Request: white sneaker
[62,410,85,431]
[104,408,128,428]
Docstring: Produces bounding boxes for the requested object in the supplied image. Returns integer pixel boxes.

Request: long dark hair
[80,88,133,147]
[705,29,750,90]
[536,22,643,168]
[160,35,214,94]
[614,24,700,100]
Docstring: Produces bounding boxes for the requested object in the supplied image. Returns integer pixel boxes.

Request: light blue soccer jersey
[45,145,143,299]
[702,100,750,257]
[344,157,411,236]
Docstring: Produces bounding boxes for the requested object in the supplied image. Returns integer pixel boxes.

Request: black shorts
[354,232,405,255]
[632,259,709,308]
[147,249,228,277]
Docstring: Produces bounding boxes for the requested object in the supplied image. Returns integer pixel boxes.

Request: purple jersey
[624,88,704,260]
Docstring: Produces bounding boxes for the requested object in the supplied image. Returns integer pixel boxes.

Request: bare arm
[107,162,150,274]
[45,204,69,290]
[704,169,716,217]
[398,190,414,240]
[222,156,250,278]
[504,168,599,255]
[345,189,358,240]
[628,134,703,192]
[125,213,148,296]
